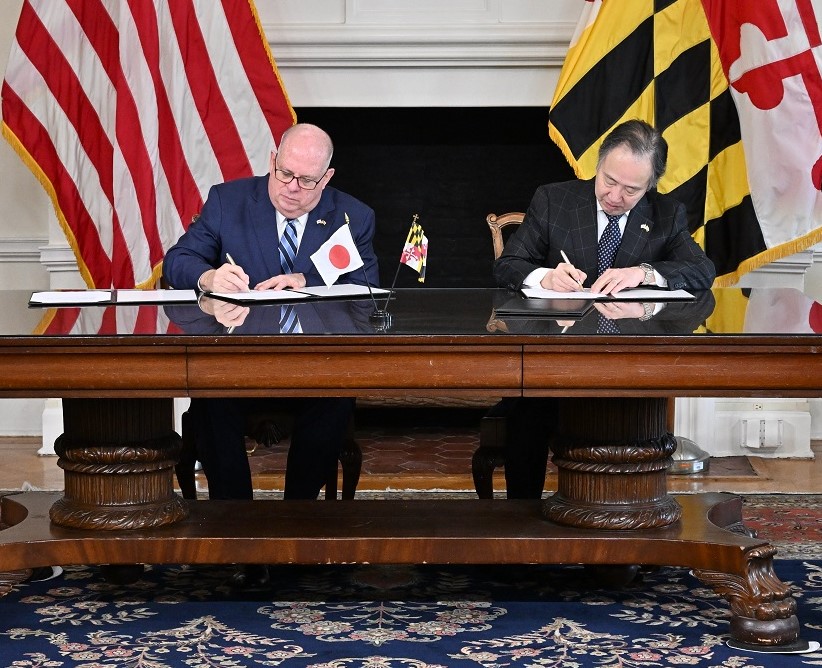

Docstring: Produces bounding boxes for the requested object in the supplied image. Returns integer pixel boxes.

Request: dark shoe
[228,564,271,590]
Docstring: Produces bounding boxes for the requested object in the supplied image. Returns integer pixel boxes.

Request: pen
[225,253,237,333]
[560,250,584,289]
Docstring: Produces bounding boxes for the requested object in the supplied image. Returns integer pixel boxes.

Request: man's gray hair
[597,119,667,189]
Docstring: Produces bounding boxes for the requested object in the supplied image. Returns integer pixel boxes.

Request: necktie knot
[605,213,622,226]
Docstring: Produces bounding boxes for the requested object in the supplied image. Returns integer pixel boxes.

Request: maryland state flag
[549,0,822,287]
[400,217,428,283]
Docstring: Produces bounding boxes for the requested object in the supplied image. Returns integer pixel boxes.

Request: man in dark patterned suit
[493,119,715,499]
[494,119,715,295]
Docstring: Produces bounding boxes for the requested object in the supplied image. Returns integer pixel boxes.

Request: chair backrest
[486,212,524,260]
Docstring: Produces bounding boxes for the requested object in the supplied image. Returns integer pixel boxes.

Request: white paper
[521,287,694,301]
[521,288,603,299]
[30,290,112,305]
[297,284,389,298]
[209,289,307,302]
[115,289,197,303]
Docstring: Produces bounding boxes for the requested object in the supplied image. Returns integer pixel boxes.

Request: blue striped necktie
[279,218,298,274]
[278,219,301,333]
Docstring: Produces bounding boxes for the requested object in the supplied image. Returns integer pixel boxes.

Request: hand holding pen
[218,253,249,292]
[557,250,586,291]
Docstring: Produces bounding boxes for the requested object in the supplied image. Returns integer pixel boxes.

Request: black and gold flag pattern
[548,0,766,287]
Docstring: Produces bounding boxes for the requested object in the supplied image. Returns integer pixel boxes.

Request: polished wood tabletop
[0,286,819,399]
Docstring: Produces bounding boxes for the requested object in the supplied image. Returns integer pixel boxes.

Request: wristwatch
[639,263,655,285]
[639,302,654,321]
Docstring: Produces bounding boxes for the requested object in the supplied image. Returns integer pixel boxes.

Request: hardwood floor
[2,435,821,495]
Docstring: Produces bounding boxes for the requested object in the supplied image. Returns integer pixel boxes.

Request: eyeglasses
[273,159,327,191]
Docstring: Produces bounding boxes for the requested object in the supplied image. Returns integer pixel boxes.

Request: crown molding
[263,22,575,68]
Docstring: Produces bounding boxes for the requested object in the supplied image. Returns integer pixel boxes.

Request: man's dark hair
[597,119,667,189]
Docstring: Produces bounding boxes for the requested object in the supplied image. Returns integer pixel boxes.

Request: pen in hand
[560,250,584,289]
[224,253,238,333]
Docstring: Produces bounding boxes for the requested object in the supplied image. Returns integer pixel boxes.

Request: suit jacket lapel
[568,181,600,277]
[614,196,653,267]
[294,190,336,274]
[249,177,281,278]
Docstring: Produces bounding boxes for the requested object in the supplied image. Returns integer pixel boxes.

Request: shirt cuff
[523,267,550,287]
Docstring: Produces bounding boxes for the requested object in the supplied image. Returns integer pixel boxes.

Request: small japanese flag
[310,224,365,286]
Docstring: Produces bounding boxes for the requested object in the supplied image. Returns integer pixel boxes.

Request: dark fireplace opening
[295,107,575,288]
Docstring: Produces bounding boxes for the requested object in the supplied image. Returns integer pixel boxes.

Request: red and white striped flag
[1,0,295,289]
[35,304,181,336]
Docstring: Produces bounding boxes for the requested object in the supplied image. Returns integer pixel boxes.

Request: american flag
[1,0,295,289]
[35,304,181,336]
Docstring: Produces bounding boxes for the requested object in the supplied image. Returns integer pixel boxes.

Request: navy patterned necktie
[597,312,620,335]
[278,218,298,274]
[596,213,622,334]
[597,213,623,277]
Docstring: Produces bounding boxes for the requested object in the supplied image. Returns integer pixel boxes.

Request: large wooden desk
[0,287,819,650]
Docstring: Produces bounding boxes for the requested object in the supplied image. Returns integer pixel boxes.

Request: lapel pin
[316,218,327,226]
[641,223,650,232]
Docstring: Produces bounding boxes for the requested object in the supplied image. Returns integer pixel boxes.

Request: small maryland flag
[400,216,428,283]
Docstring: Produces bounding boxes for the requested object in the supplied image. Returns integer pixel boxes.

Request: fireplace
[295,107,575,288]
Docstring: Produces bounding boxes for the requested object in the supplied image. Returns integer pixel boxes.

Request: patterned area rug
[741,494,822,560]
[1,560,821,667]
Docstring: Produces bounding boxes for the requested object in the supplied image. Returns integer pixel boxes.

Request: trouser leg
[191,397,256,500]
[284,397,356,500]
[503,397,557,499]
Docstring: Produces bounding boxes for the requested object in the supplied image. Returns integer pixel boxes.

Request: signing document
[521,287,694,301]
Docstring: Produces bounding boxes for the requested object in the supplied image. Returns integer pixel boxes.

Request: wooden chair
[471,212,524,498]
[486,212,525,261]
[175,407,361,501]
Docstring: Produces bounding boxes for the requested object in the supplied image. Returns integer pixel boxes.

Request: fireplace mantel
[257,2,577,107]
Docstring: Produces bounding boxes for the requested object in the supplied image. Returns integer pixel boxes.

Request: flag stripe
[1,87,113,287]
[2,0,295,290]
[654,41,710,130]
[549,17,655,164]
[225,0,296,147]
[168,2,252,179]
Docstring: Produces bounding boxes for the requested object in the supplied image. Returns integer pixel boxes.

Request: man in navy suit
[163,125,378,537]
[493,119,715,499]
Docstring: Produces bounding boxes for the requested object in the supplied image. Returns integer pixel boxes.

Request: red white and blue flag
[2,0,295,290]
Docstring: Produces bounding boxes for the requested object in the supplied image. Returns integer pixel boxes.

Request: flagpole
[381,262,403,312]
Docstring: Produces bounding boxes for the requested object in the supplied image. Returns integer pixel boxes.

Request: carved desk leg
[693,544,802,649]
[543,397,680,530]
[49,398,188,531]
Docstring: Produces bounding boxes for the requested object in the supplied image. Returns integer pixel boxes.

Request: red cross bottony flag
[310,223,364,286]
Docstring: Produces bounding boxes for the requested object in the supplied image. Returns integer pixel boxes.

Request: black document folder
[494,296,595,320]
